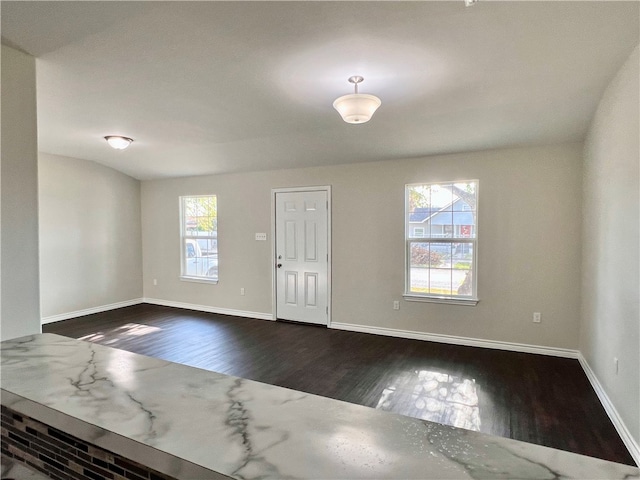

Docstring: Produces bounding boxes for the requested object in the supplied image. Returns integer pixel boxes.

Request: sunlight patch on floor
[79,323,161,344]
[376,370,481,431]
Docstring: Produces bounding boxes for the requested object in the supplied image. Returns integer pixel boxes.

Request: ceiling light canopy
[333,76,381,124]
[104,135,133,150]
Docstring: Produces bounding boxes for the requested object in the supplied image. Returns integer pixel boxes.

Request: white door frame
[271,185,331,326]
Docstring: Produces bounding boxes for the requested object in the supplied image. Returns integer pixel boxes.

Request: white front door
[275,189,329,325]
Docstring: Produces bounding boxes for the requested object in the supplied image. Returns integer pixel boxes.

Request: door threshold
[276,318,328,328]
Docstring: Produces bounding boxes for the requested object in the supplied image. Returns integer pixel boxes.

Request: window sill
[403,294,479,306]
[180,276,219,285]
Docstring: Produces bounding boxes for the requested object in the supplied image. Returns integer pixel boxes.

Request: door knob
[277,263,282,268]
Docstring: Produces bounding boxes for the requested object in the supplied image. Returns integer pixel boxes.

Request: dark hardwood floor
[43,303,635,466]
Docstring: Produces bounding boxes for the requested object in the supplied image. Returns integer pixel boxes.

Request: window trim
[402,294,479,306]
[179,195,218,284]
[404,181,479,305]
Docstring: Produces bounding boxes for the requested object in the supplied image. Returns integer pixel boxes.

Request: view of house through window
[405,181,478,302]
[180,195,218,281]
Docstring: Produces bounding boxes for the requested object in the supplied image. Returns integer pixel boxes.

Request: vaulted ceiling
[2,1,638,180]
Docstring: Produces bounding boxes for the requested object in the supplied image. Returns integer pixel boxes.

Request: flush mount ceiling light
[464,0,478,6]
[104,135,133,150]
[333,76,381,124]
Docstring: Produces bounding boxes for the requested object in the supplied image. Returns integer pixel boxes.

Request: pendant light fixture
[104,135,134,150]
[333,76,381,124]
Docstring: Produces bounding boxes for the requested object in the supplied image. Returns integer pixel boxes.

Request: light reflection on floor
[375,370,481,431]
[79,323,162,345]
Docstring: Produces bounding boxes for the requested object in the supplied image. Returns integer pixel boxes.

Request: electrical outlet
[614,357,619,375]
[393,300,400,310]
[255,233,267,241]
[533,312,541,323]
[240,288,245,296]
[153,279,158,286]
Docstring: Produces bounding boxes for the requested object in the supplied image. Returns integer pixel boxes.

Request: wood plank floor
[43,303,635,466]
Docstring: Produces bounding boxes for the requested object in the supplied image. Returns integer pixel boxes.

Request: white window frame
[404,181,479,306]
[179,195,218,284]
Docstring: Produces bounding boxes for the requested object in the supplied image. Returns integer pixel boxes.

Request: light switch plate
[255,233,267,241]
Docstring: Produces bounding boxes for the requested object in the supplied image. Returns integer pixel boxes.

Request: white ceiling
[2,1,638,180]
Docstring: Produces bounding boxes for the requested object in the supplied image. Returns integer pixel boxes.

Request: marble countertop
[1,333,638,479]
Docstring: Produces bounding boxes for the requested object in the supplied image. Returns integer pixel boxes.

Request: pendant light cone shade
[104,135,133,150]
[333,76,381,124]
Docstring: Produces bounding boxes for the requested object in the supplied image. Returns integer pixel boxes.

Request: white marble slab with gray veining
[1,334,638,479]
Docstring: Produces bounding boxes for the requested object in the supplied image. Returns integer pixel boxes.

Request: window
[413,227,425,237]
[180,195,218,282]
[405,181,478,305]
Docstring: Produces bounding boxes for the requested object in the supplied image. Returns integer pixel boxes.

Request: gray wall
[39,153,143,320]
[142,142,583,350]
[582,45,639,447]
[1,46,41,341]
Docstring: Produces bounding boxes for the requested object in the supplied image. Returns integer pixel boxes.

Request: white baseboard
[41,298,144,325]
[330,322,579,358]
[578,354,640,466]
[143,297,274,321]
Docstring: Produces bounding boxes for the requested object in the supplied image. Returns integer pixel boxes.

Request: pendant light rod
[348,75,364,94]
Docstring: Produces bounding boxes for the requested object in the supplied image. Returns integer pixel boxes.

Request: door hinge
[326,306,328,314]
